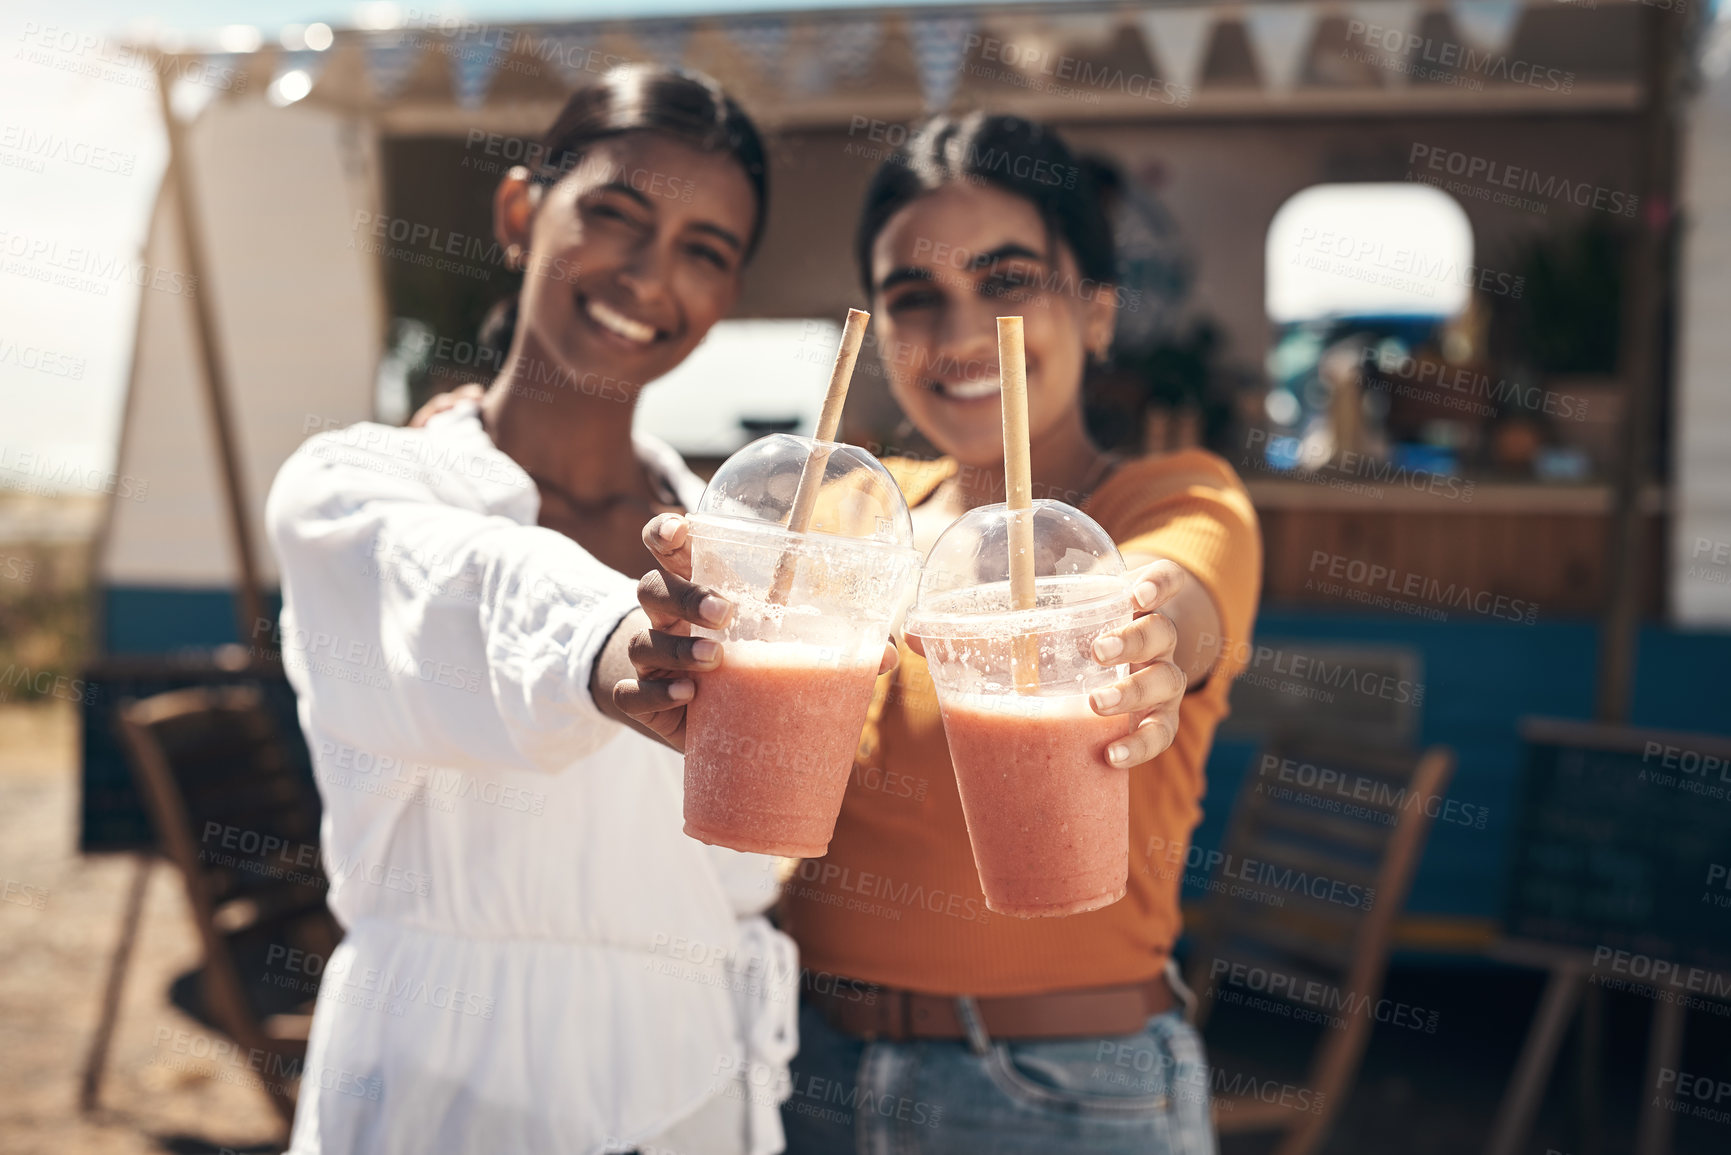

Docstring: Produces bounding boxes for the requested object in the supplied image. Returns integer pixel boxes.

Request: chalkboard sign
[1218,641,1422,749]
[1501,718,1731,978]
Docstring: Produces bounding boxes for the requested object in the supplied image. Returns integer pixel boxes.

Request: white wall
[1672,15,1731,627]
[99,98,383,589]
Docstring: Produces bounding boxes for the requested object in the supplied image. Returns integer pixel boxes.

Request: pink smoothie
[684,640,883,857]
[939,692,1133,917]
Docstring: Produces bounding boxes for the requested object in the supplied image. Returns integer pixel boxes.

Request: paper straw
[769,308,870,605]
[998,317,1040,692]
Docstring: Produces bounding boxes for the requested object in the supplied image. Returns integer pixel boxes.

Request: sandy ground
[0,701,285,1155]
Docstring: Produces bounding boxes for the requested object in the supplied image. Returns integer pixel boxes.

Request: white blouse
[265,401,795,1155]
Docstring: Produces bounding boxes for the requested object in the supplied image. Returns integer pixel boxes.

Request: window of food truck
[1257,182,1622,488]
[1261,182,1477,478]
[633,318,842,468]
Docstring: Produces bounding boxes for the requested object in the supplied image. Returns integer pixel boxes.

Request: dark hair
[481,64,768,363]
[531,64,768,256]
[854,113,1114,295]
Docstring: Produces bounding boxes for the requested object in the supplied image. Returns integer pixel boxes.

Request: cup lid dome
[691,434,914,549]
[908,500,1126,629]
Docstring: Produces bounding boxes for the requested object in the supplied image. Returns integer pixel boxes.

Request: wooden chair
[1185,739,1455,1155]
[116,685,340,1126]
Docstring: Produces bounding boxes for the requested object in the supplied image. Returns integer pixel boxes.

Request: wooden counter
[1247,481,1667,619]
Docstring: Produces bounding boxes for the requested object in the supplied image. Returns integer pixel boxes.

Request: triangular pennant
[909,13,975,112]
[785,53,827,99]
[1347,1,1426,85]
[1349,0,1426,40]
[825,15,884,80]
[1244,3,1319,93]
[1449,0,1522,55]
[364,32,421,102]
[788,15,883,98]
[1138,9,1214,97]
[529,32,592,87]
[633,20,692,70]
[453,40,504,108]
[984,13,1061,80]
[727,17,791,86]
[1050,10,1122,52]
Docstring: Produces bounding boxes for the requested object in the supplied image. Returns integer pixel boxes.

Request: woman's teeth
[936,379,1000,401]
[586,298,657,345]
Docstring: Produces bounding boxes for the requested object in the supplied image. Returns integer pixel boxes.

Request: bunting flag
[1350,0,1427,41]
[986,13,1061,78]
[533,32,597,87]
[222,0,1556,113]
[632,20,692,70]
[1348,1,1427,85]
[1137,8,1214,98]
[364,32,421,102]
[822,15,884,81]
[1449,0,1523,55]
[788,15,884,97]
[993,10,1118,81]
[727,17,791,86]
[909,13,975,111]
[1244,3,1319,93]
[1050,10,1122,53]
[452,40,504,108]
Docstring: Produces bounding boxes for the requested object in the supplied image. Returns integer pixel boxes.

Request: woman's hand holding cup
[613,513,899,751]
[1086,558,1192,769]
[612,514,733,751]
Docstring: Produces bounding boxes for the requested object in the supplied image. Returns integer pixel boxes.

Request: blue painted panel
[101,586,281,655]
[1190,610,1731,923]
[1630,626,1731,727]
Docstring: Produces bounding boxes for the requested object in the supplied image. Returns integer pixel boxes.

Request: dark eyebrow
[876,242,1050,293]
[969,243,1045,269]
[689,221,744,253]
[594,181,654,211]
[877,266,936,294]
[594,181,743,253]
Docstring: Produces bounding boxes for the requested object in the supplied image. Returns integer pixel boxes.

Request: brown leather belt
[805,972,1175,1042]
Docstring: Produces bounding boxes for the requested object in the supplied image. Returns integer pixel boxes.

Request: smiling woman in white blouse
[265,65,800,1155]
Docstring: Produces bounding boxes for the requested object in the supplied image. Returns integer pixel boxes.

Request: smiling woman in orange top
[626,113,1261,1154]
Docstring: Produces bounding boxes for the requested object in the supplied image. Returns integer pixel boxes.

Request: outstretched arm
[266,422,641,773]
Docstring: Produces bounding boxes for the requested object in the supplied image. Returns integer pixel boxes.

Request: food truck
[84,0,1731,961]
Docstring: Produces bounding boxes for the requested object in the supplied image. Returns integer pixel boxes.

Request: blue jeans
[780,998,1217,1154]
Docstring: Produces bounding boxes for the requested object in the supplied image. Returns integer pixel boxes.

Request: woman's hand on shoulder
[406,383,485,428]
